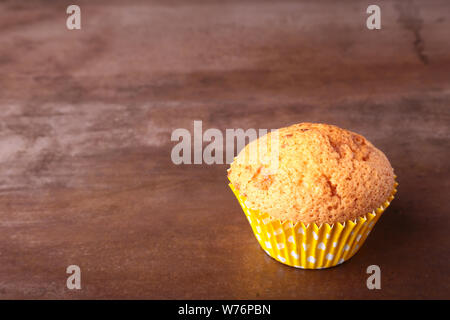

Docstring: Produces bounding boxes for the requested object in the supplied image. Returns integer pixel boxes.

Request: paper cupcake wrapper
[229,181,398,269]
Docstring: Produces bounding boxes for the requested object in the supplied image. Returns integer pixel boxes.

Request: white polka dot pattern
[229,181,397,269]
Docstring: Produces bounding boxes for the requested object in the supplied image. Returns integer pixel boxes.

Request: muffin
[228,123,397,269]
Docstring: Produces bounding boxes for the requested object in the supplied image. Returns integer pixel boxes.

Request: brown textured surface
[228,123,395,224]
[0,0,449,299]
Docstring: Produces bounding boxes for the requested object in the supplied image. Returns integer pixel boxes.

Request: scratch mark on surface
[395,1,429,65]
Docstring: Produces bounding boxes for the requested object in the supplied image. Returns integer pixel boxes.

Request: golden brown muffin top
[228,123,395,224]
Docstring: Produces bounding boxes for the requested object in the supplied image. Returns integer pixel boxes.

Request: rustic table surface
[0,0,449,299]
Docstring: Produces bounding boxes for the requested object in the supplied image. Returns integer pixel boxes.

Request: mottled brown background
[0,0,449,299]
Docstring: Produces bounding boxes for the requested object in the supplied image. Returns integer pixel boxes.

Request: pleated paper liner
[229,180,398,269]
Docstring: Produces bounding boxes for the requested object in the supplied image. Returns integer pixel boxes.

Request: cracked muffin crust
[228,123,395,224]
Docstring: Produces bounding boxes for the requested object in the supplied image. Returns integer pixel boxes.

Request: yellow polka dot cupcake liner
[229,181,398,269]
